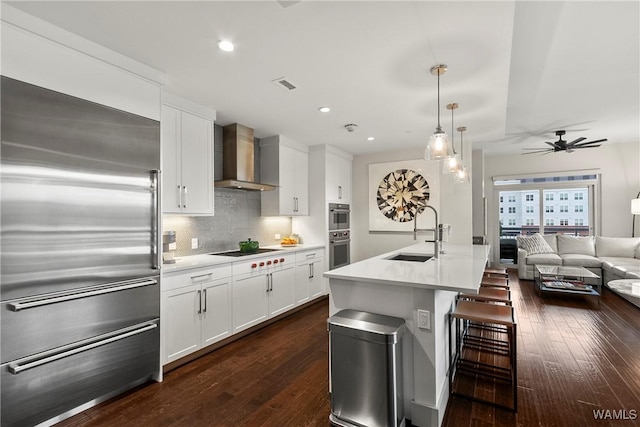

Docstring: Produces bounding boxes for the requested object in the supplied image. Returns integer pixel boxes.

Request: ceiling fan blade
[522,149,552,155]
[567,137,587,146]
[544,141,557,148]
[574,144,601,149]
[582,138,607,145]
[573,140,607,148]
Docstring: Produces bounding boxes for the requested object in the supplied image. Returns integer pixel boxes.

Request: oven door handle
[330,208,350,213]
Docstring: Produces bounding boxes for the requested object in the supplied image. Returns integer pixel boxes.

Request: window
[545,205,554,213]
[560,219,569,226]
[575,205,584,213]
[575,219,584,226]
[545,219,554,226]
[525,194,534,201]
[508,207,516,213]
[499,196,503,203]
[500,207,503,213]
[526,219,534,225]
[560,205,568,213]
[508,195,516,203]
[575,193,584,200]
[526,206,534,213]
[560,193,568,200]
[545,193,554,201]
[508,219,516,226]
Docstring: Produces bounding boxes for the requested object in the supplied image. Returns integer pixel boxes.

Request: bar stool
[481,276,510,289]
[449,299,517,412]
[478,287,511,303]
[484,267,509,281]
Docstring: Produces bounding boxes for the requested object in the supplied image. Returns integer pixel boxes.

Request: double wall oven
[328,203,350,269]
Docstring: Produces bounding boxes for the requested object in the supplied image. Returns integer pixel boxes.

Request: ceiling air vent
[272,77,297,91]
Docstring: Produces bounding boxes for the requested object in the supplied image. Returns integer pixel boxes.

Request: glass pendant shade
[442,153,460,174]
[632,198,640,215]
[425,130,452,160]
[455,164,470,183]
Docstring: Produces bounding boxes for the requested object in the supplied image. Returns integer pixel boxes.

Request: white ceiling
[5,1,639,156]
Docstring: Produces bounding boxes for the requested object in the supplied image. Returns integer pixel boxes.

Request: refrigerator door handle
[8,321,158,375]
[8,278,158,312]
[151,169,161,270]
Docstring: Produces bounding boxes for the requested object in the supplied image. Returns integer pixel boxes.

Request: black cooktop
[211,248,282,257]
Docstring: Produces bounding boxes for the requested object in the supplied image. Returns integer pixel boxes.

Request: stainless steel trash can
[328,309,406,427]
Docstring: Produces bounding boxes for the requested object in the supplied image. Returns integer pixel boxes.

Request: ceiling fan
[522,130,607,155]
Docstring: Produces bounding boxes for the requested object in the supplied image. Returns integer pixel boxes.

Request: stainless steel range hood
[215,123,276,191]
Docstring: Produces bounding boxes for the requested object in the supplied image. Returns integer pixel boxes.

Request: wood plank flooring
[57,273,640,427]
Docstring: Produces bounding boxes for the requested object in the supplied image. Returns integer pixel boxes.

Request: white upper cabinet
[161,101,214,215]
[326,151,352,203]
[260,136,309,216]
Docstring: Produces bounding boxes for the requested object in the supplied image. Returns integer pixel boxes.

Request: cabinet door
[161,105,182,213]
[201,278,231,346]
[338,156,351,203]
[294,262,311,305]
[269,266,296,317]
[278,145,297,215]
[232,274,269,333]
[163,283,202,363]
[180,112,213,215]
[293,149,309,215]
[308,259,325,299]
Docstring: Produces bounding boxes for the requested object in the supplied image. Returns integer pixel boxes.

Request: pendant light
[424,64,453,161]
[443,102,460,174]
[455,126,470,183]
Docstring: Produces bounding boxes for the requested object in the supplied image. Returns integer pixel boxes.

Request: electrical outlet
[275,233,281,240]
[418,309,431,330]
[191,238,198,249]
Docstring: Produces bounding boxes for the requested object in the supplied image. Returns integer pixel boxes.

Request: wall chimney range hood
[215,123,276,191]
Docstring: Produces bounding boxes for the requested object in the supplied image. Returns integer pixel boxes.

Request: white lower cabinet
[162,264,232,364]
[232,253,296,334]
[295,249,325,305]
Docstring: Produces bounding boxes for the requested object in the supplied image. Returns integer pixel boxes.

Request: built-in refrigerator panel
[1,76,161,301]
[0,76,161,426]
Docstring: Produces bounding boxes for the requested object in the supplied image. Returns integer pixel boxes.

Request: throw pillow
[516,233,555,255]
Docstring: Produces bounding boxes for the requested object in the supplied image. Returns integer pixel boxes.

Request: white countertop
[324,243,490,293]
[162,243,325,274]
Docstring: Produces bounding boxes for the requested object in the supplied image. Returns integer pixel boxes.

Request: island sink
[387,253,433,262]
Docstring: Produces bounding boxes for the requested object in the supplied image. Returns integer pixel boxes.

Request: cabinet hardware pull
[197,290,202,314]
[203,289,207,312]
[270,273,273,292]
[151,170,161,270]
[338,185,342,199]
[266,274,270,293]
[311,263,314,278]
[191,273,213,281]
[177,185,181,208]
[8,278,157,312]
[306,253,315,258]
[183,185,188,208]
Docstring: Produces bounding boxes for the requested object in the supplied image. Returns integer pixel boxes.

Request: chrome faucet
[413,205,442,258]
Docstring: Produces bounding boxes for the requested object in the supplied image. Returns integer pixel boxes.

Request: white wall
[352,146,472,263]
[484,141,640,249]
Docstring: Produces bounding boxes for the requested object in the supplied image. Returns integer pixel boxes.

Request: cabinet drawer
[296,249,324,263]
[163,264,232,291]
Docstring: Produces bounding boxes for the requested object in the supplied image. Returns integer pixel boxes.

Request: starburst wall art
[368,159,440,232]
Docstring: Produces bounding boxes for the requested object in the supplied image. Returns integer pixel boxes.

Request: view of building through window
[494,173,597,265]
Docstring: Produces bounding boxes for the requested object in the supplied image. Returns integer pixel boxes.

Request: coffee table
[607,279,640,308]
[533,265,601,306]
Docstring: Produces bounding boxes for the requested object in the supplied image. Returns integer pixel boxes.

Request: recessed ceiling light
[218,40,235,52]
[367,137,375,141]
[318,106,330,113]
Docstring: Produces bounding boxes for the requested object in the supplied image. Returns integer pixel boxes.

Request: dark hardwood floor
[57,273,640,427]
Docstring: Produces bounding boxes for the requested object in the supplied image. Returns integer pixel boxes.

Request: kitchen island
[324,243,490,427]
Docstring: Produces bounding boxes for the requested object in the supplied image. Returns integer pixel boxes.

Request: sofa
[517,235,640,287]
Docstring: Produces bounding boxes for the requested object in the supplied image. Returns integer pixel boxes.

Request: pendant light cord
[437,72,441,131]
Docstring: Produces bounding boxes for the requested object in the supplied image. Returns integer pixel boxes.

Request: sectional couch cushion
[524,253,563,266]
[516,233,555,256]
[561,254,602,268]
[542,234,558,253]
[557,235,596,256]
[596,237,640,258]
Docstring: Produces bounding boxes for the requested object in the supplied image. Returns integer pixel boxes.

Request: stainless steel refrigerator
[1,76,161,426]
